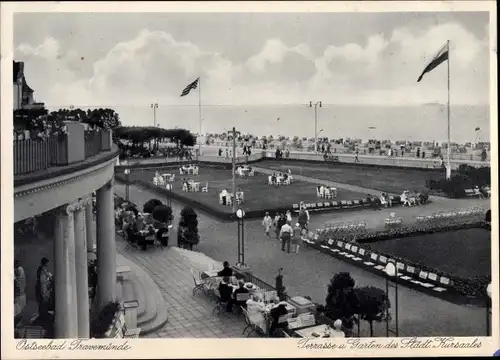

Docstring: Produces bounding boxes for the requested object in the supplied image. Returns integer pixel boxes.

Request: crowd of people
[115,202,171,250]
[261,203,310,254]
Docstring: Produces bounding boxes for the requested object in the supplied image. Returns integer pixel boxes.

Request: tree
[355,286,390,337]
[177,207,199,250]
[325,272,359,332]
[152,204,173,224]
[143,199,163,214]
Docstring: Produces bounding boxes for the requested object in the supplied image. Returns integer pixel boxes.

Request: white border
[1,1,498,359]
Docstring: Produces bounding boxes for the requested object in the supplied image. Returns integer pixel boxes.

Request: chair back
[236,292,251,302]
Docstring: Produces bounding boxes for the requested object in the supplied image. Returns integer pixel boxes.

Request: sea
[63,104,492,144]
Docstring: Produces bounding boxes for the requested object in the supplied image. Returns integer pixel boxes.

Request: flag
[475,127,480,131]
[417,43,449,82]
[180,78,199,97]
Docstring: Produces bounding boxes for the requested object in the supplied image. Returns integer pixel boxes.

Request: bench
[464,188,483,198]
[117,266,132,282]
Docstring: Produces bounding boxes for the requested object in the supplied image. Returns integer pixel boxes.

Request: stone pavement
[116,238,254,338]
[114,182,490,337]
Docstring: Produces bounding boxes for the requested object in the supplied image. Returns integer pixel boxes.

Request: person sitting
[232,280,250,309]
[218,277,234,312]
[401,191,410,206]
[379,193,388,207]
[217,261,233,277]
[246,294,267,333]
[269,299,289,337]
[271,173,277,185]
[331,319,345,337]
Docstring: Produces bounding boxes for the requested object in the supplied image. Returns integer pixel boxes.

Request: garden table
[294,324,333,338]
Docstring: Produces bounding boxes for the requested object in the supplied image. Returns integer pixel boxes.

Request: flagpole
[198,76,202,157]
[446,40,451,179]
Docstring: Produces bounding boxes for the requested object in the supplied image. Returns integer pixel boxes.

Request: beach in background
[47,104,490,144]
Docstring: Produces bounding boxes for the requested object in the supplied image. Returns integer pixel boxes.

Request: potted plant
[177,207,200,250]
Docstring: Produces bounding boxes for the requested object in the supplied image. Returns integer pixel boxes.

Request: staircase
[116,255,169,335]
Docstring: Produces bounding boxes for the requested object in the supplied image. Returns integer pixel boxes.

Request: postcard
[1,1,498,358]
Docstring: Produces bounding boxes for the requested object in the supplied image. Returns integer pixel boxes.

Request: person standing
[280,221,293,253]
[291,223,303,254]
[277,213,287,243]
[273,213,281,240]
[354,149,360,163]
[297,205,309,231]
[14,260,27,326]
[285,210,293,224]
[262,212,273,240]
[35,257,52,321]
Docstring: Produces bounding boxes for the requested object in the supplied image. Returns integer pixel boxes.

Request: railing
[232,268,277,293]
[14,135,68,175]
[85,131,103,159]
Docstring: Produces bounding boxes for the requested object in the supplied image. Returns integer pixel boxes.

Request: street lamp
[385,262,399,337]
[486,282,491,336]
[124,168,131,201]
[166,181,172,208]
[236,208,246,266]
[309,101,322,153]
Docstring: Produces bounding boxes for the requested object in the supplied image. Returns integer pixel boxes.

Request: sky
[14,11,491,110]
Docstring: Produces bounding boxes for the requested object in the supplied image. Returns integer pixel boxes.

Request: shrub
[152,204,173,224]
[90,301,121,338]
[143,198,163,214]
[177,207,200,249]
[355,286,390,337]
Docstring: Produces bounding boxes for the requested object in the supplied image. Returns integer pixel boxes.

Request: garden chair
[201,183,209,192]
[241,307,266,337]
[191,269,208,296]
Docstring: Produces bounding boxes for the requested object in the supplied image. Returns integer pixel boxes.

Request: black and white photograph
[1,1,498,358]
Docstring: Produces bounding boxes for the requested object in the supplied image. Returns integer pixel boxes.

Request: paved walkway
[116,238,252,338]
[114,182,490,337]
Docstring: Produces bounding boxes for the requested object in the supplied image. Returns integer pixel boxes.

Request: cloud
[15,20,490,114]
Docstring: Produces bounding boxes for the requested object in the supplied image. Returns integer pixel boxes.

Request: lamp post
[151,103,159,150]
[236,208,246,266]
[385,262,399,337]
[309,101,322,153]
[124,168,130,201]
[227,127,241,213]
[486,282,491,336]
[166,181,172,208]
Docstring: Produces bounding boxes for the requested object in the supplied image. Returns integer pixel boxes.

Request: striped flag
[180,78,199,97]
[417,42,449,82]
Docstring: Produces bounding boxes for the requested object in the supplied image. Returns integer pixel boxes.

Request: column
[53,204,78,338]
[85,198,95,257]
[74,198,91,338]
[96,179,116,311]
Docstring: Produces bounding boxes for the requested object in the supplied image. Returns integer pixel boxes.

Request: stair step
[135,272,160,327]
[139,291,169,335]
[129,273,147,318]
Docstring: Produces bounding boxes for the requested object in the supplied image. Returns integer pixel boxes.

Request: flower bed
[311,220,491,302]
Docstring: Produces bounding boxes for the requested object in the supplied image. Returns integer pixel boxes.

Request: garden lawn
[258,159,449,194]
[127,166,368,214]
[367,228,491,279]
